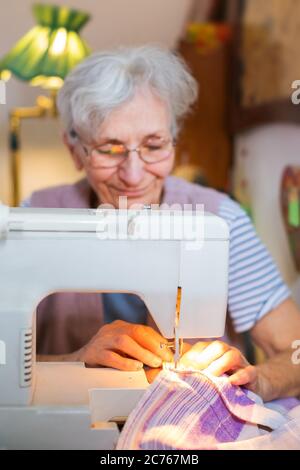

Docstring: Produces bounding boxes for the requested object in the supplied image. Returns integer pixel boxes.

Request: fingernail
[165,351,174,361]
[136,362,144,370]
[229,374,242,384]
[153,358,162,367]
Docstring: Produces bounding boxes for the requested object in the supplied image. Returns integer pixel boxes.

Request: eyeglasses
[70,130,175,169]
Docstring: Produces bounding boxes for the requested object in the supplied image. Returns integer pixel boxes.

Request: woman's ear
[63,131,84,171]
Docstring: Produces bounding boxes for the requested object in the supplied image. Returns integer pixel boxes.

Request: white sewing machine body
[0,206,229,449]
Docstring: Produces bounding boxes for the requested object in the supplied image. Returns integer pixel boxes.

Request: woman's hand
[76,320,173,371]
[179,340,265,395]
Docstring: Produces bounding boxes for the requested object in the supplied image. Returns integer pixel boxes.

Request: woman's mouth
[111,185,151,198]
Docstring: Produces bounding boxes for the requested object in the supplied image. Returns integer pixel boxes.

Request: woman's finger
[180,340,230,370]
[145,367,161,383]
[131,324,173,362]
[112,334,163,368]
[99,349,144,371]
[203,349,248,376]
[228,365,257,386]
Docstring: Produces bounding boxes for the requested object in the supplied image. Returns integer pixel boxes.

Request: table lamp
[0,3,91,205]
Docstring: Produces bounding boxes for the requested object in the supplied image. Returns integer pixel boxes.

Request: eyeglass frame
[69,129,176,168]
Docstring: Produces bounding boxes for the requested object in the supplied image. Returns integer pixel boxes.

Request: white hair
[57,45,198,141]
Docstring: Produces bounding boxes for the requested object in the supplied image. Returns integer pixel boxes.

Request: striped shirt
[21,193,290,334]
[219,197,290,332]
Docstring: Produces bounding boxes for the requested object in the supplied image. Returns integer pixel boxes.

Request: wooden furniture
[175,40,232,191]
[228,0,300,132]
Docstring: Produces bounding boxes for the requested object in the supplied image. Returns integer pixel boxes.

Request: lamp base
[9,90,58,206]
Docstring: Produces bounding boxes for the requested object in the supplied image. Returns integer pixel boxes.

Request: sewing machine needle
[174,286,182,368]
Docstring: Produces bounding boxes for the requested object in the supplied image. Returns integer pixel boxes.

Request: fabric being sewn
[117,370,300,450]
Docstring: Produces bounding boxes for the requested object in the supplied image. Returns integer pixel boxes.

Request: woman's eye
[96,145,124,154]
[95,146,109,154]
[110,145,126,154]
[146,145,162,151]
[145,140,164,150]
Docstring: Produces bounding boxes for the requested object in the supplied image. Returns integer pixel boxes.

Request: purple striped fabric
[117,370,300,450]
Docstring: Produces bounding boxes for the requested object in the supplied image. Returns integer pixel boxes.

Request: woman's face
[69,88,175,208]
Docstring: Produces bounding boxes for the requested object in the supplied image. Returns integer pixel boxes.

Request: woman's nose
[118,150,145,186]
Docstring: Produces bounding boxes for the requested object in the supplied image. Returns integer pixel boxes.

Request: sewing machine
[0,204,229,449]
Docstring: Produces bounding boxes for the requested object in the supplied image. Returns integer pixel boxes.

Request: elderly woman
[28,46,300,401]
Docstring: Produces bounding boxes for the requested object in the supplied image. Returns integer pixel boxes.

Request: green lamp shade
[0,3,91,86]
